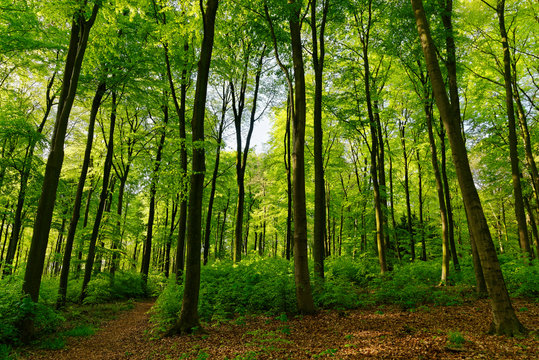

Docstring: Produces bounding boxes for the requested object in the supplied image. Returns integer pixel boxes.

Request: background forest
[0,0,538,355]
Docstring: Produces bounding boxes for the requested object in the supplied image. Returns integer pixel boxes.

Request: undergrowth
[0,270,155,348]
[150,255,539,334]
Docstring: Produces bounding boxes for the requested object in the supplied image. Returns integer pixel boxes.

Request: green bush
[501,258,539,298]
[149,280,183,334]
[151,257,297,333]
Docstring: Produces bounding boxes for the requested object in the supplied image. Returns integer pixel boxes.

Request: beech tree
[20,0,99,339]
[411,0,525,336]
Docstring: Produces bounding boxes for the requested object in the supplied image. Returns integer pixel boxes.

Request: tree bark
[495,0,532,259]
[80,91,117,303]
[57,82,106,308]
[356,0,387,273]
[311,0,329,282]
[203,86,228,265]
[20,3,99,339]
[141,102,168,285]
[399,120,414,261]
[171,0,218,335]
[289,0,315,313]
[412,0,525,335]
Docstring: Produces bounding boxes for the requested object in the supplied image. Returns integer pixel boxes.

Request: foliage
[500,257,539,299]
[83,271,146,304]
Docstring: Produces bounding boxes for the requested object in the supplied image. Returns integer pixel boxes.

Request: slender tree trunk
[203,87,227,265]
[416,146,426,261]
[424,97,450,283]
[164,196,178,278]
[171,0,218,334]
[495,0,532,259]
[3,72,56,278]
[439,123,460,270]
[141,102,169,285]
[163,40,189,283]
[311,0,329,282]
[57,82,105,308]
[20,3,99,339]
[524,197,539,257]
[285,97,293,261]
[80,91,117,303]
[412,0,525,335]
[289,0,315,313]
[400,120,414,261]
[232,49,265,263]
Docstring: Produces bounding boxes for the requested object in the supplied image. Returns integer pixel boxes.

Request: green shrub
[314,278,360,310]
[149,280,183,334]
[501,259,539,298]
[83,275,112,304]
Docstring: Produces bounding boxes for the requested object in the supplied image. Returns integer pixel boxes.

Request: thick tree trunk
[57,82,105,308]
[412,0,525,335]
[20,3,99,340]
[289,0,315,313]
[171,0,218,335]
[80,91,117,303]
[496,0,532,259]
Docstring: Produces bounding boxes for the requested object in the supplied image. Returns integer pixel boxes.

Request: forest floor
[19,298,539,360]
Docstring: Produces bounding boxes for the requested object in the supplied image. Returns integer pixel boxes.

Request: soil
[20,298,539,359]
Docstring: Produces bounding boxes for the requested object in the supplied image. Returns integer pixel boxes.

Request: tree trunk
[163,40,189,283]
[203,86,228,265]
[57,82,106,308]
[285,96,293,261]
[171,0,218,335]
[289,0,315,313]
[400,120,414,261]
[141,101,169,285]
[416,145,426,261]
[3,73,55,278]
[80,91,117,303]
[412,0,525,335]
[439,123,460,270]
[311,0,329,282]
[20,3,99,340]
[424,96,450,283]
[496,0,532,259]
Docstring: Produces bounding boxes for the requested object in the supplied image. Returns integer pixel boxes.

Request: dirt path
[24,300,155,360]
[23,298,539,359]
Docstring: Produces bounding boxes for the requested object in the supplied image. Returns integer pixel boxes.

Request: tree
[80,91,117,302]
[20,1,99,339]
[411,0,525,336]
[169,0,219,335]
[311,0,330,282]
[484,0,532,259]
[56,81,106,308]
[289,0,316,313]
